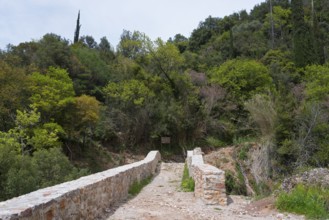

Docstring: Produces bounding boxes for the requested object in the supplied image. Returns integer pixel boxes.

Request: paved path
[106,163,303,220]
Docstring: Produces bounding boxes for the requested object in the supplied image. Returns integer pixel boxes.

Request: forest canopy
[1,0,329,201]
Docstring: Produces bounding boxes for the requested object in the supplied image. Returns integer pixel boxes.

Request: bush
[181,163,195,192]
[276,184,329,219]
[225,169,247,195]
[206,136,226,148]
[238,144,251,160]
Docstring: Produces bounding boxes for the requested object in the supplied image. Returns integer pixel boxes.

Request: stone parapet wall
[187,148,227,205]
[0,151,161,220]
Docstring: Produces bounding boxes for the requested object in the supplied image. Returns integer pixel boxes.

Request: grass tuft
[128,176,152,196]
[276,184,329,219]
[181,163,195,192]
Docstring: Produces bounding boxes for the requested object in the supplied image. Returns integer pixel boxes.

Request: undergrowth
[276,184,329,219]
[206,136,226,148]
[128,176,152,196]
[181,163,195,192]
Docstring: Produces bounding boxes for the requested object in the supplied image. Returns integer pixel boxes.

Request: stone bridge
[0,149,226,220]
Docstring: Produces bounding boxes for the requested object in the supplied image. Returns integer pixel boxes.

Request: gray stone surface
[0,151,161,220]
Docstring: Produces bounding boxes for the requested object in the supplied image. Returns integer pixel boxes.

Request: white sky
[0,0,266,49]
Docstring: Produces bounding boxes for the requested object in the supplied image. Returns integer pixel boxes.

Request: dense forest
[1,0,329,202]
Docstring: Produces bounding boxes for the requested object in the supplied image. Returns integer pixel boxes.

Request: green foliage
[205,136,226,148]
[35,34,71,69]
[232,20,267,58]
[1,0,329,204]
[74,95,101,125]
[118,30,150,60]
[104,79,155,106]
[29,122,64,150]
[210,59,274,103]
[263,6,292,48]
[0,129,87,201]
[276,185,329,219]
[5,155,38,198]
[304,64,329,101]
[71,46,111,97]
[7,106,64,154]
[0,136,20,199]
[33,148,87,188]
[232,136,256,145]
[181,163,195,192]
[0,61,30,130]
[291,0,319,67]
[261,50,299,87]
[238,145,250,161]
[29,67,75,118]
[128,176,152,196]
[225,169,247,195]
[245,94,277,137]
[188,16,221,52]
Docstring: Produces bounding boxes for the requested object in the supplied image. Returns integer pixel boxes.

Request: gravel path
[106,163,304,220]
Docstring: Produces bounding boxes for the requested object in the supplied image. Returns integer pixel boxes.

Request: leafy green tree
[70,46,111,98]
[210,59,274,103]
[79,35,97,49]
[35,34,72,69]
[117,30,150,60]
[304,64,329,101]
[7,106,64,154]
[0,61,30,131]
[5,42,39,67]
[232,20,268,58]
[104,79,155,106]
[261,49,298,87]
[188,16,221,52]
[170,34,188,53]
[29,67,75,120]
[65,95,101,147]
[33,148,86,188]
[263,6,292,48]
[98,36,115,62]
[147,39,185,98]
[5,155,38,198]
[0,133,20,199]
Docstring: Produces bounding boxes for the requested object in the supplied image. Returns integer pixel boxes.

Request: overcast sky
[0,0,266,50]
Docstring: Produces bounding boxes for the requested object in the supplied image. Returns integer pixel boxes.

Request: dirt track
[106,163,304,220]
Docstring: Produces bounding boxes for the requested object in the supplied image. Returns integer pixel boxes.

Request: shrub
[276,184,329,219]
[225,169,247,195]
[206,136,226,148]
[238,144,251,160]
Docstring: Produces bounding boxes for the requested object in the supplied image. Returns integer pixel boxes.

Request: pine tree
[74,11,81,44]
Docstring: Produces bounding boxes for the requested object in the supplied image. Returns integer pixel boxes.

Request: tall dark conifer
[74,11,81,44]
[311,4,325,64]
[291,0,318,67]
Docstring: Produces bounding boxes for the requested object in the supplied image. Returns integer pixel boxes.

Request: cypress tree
[291,0,318,67]
[311,4,325,64]
[74,11,81,44]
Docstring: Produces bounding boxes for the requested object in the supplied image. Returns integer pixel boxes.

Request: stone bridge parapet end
[186,148,227,206]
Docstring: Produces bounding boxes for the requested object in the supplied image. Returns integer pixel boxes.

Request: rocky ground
[105,163,304,220]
